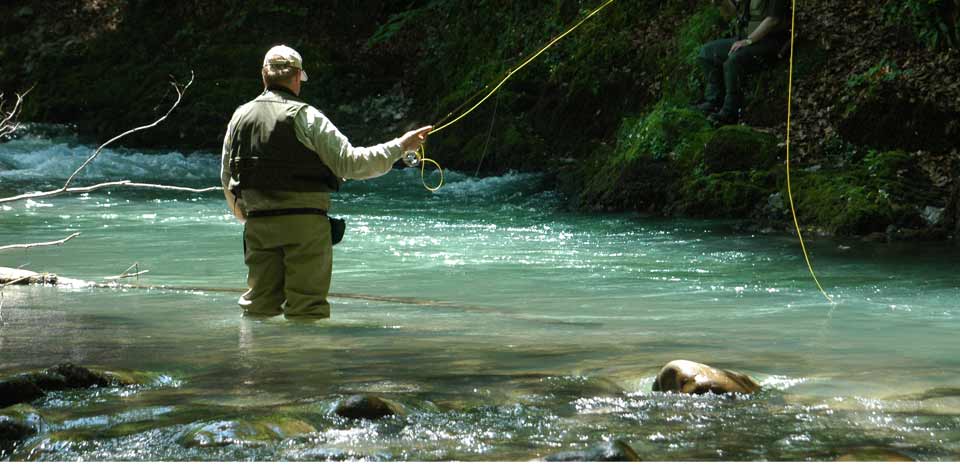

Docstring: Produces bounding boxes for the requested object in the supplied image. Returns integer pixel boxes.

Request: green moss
[785,151,934,235]
[676,170,771,217]
[664,5,727,102]
[698,125,780,173]
[580,101,711,211]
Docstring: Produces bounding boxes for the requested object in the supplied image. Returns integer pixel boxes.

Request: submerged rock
[835,447,914,462]
[652,360,760,395]
[542,439,642,462]
[334,395,406,420]
[180,416,316,448]
[0,363,146,408]
[44,363,111,389]
[0,404,45,443]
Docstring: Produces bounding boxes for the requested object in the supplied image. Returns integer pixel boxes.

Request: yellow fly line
[409,0,831,304]
[785,0,834,303]
[409,0,618,192]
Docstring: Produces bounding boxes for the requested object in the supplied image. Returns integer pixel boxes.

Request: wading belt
[244,208,346,246]
[245,208,328,218]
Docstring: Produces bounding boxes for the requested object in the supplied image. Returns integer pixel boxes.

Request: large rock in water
[335,395,406,420]
[0,404,45,443]
[542,439,642,462]
[652,360,760,395]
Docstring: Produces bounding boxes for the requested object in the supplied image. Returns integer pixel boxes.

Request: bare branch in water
[0,72,215,205]
[0,181,220,204]
[104,262,150,281]
[0,232,80,252]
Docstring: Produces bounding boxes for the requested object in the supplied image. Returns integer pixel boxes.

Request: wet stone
[835,447,914,462]
[45,363,110,389]
[180,417,316,448]
[542,439,642,462]
[335,395,406,420]
[0,404,45,443]
[652,360,760,395]
[0,377,45,408]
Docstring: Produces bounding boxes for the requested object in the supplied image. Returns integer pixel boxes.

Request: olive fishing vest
[746,0,766,36]
[228,88,340,195]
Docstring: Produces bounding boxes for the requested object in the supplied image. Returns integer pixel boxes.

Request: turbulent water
[1,130,958,461]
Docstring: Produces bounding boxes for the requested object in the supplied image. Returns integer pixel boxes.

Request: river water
[1,131,958,461]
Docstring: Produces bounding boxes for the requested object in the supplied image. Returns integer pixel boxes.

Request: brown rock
[652,360,760,395]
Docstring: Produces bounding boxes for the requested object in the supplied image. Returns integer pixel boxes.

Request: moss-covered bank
[1,0,957,238]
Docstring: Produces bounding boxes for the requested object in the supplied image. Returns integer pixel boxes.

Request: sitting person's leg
[713,37,785,124]
[696,38,737,113]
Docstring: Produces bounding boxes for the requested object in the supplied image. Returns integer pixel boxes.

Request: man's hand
[399,126,433,152]
[730,39,752,53]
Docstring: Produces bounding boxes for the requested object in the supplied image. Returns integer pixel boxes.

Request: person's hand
[730,39,752,53]
[399,126,433,152]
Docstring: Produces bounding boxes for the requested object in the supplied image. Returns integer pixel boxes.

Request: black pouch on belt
[329,217,346,245]
[246,208,346,246]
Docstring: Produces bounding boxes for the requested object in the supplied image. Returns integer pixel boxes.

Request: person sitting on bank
[693,0,790,125]
[221,45,432,319]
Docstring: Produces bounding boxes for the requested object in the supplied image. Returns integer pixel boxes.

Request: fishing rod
[403,0,619,192]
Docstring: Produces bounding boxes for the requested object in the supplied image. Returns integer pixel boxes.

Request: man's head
[262,45,308,95]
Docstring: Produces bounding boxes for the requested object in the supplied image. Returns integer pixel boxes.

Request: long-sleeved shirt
[221,90,404,218]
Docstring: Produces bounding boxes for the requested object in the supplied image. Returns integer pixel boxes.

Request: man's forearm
[747,16,781,43]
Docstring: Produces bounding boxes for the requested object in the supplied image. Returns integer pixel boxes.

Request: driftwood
[0,232,80,253]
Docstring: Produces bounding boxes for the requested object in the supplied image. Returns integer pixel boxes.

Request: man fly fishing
[221,45,432,319]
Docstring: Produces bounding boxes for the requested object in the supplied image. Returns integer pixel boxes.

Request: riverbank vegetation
[1,0,958,240]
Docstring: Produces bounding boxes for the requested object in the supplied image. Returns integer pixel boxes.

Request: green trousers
[240,214,332,319]
[697,36,784,115]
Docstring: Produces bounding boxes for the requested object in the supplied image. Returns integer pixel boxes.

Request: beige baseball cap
[263,45,308,82]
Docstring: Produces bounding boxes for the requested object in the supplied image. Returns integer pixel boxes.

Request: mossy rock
[0,364,153,408]
[787,151,934,236]
[93,368,159,387]
[179,416,317,448]
[699,125,780,174]
[578,104,711,212]
[335,395,407,420]
[0,404,45,442]
[675,170,772,218]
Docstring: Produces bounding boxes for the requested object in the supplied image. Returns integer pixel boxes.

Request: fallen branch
[0,72,215,205]
[104,262,149,281]
[0,232,80,252]
[0,86,32,140]
[0,181,219,204]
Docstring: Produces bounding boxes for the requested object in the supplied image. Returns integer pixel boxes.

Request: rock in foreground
[0,404,45,443]
[542,439,641,462]
[652,360,760,395]
[334,395,406,420]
